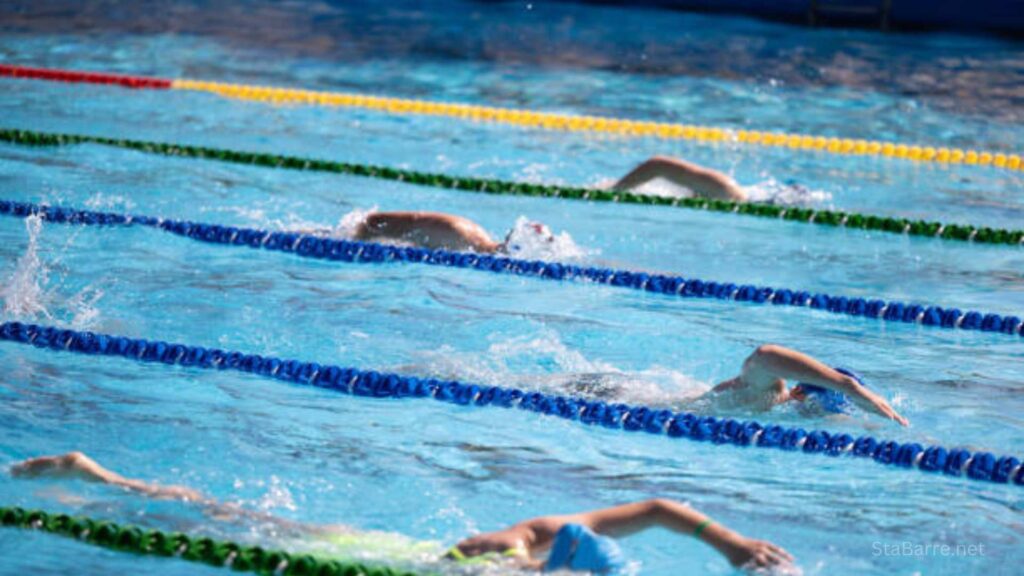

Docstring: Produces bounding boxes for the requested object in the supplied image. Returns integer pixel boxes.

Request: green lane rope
[2,128,1022,247]
[0,506,422,576]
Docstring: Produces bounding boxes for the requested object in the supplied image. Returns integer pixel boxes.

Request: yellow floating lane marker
[2,65,1018,171]
[50,77,987,172]
[172,77,1019,169]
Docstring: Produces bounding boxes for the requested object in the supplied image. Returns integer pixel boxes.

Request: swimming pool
[1,2,1022,575]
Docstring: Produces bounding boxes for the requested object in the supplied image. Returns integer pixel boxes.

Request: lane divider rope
[2,128,1023,247]
[2,321,1022,487]
[0,505,417,576]
[2,199,1022,340]
[1,64,1021,172]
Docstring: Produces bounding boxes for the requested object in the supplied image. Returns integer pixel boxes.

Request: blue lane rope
[1,199,1022,339]
[1,320,1021,487]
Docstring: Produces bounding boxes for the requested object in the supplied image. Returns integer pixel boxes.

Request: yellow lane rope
[171,78,1023,171]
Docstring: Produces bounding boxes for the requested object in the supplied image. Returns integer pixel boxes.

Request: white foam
[84,192,136,211]
[413,331,707,407]
[502,216,593,261]
[332,206,378,238]
[1,215,53,319]
[267,206,379,239]
[627,177,695,199]
[592,172,830,207]
[254,475,298,513]
[743,178,832,207]
[64,284,105,329]
[200,204,268,223]
[0,213,106,327]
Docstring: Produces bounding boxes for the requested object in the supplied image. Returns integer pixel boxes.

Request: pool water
[1,2,1022,575]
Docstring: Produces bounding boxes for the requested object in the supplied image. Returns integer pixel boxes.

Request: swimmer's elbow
[744,344,787,371]
[648,155,678,165]
[725,185,747,202]
[751,344,785,360]
[644,498,677,516]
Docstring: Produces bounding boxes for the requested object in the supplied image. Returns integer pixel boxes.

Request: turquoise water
[1,2,1023,575]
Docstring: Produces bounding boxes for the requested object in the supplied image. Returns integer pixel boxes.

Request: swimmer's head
[546,524,625,573]
[499,220,555,253]
[791,367,863,414]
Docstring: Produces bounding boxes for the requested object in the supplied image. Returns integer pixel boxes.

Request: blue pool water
[1,2,1023,575]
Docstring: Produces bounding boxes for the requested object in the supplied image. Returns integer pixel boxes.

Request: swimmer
[709,344,908,426]
[611,155,748,202]
[304,211,555,253]
[11,452,793,572]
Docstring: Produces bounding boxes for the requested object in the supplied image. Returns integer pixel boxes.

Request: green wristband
[694,519,714,539]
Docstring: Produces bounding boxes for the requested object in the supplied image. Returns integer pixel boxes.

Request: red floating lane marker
[0,64,172,89]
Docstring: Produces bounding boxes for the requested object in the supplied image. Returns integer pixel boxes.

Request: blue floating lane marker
[1,320,1022,488]
[1,199,1022,340]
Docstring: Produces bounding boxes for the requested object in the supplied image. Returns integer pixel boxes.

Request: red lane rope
[0,64,171,89]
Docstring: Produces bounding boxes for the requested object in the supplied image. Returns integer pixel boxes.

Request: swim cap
[545,524,624,574]
[794,367,864,414]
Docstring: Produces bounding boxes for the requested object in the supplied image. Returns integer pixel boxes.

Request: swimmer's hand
[845,380,909,426]
[718,533,794,570]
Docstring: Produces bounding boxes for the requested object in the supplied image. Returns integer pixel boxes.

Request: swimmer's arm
[544,499,792,568]
[360,212,500,252]
[10,452,321,536]
[742,345,908,426]
[10,452,205,501]
[612,156,747,202]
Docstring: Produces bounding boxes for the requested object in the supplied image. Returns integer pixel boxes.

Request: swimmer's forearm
[636,500,793,568]
[575,500,759,565]
[638,499,743,556]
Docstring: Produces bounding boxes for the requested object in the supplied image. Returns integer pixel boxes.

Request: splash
[332,206,378,238]
[605,177,690,199]
[743,178,832,206]
[501,216,593,261]
[414,331,707,408]
[84,192,135,212]
[64,284,105,328]
[0,213,105,327]
[200,203,269,223]
[254,475,298,512]
[595,175,832,207]
[1,215,53,319]
[269,206,378,238]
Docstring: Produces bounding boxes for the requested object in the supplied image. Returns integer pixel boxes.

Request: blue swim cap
[796,367,864,414]
[546,524,624,574]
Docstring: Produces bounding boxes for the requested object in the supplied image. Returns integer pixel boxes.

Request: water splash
[64,284,105,328]
[254,475,298,512]
[200,203,268,223]
[1,214,53,319]
[744,178,832,206]
[331,206,378,238]
[501,216,593,261]
[0,213,105,327]
[595,175,832,207]
[84,192,136,212]
[266,206,379,238]
[414,331,708,407]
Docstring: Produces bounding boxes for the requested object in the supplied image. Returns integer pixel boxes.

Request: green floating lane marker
[0,506,423,576]
[2,127,1022,247]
